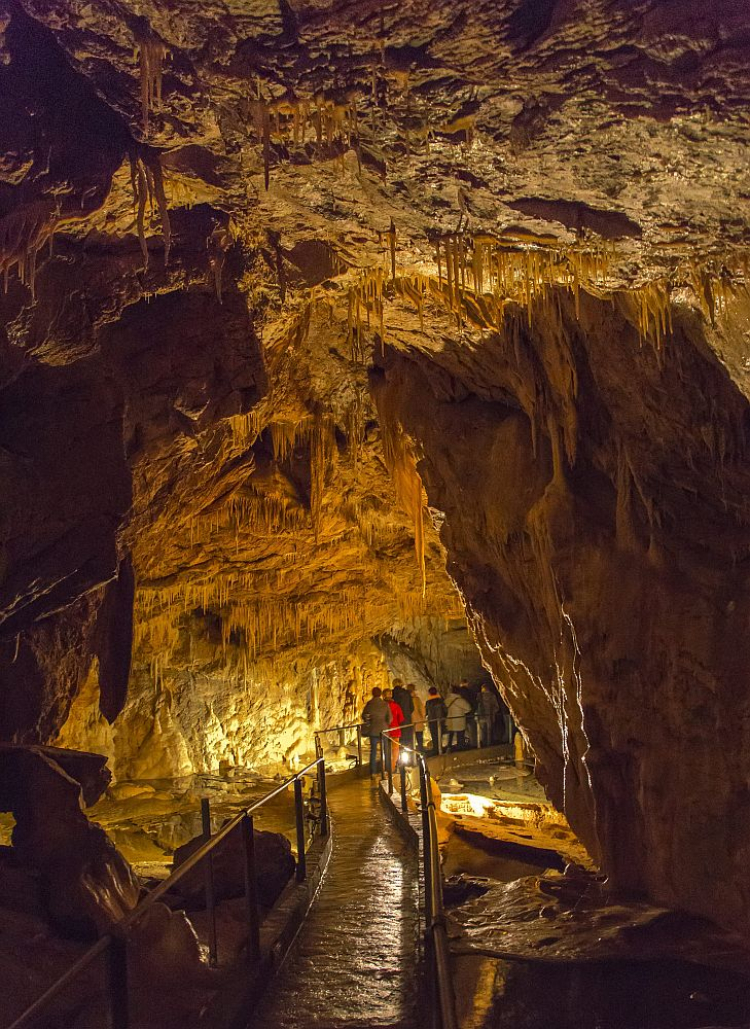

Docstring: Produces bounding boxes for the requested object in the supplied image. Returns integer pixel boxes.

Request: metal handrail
[314,722,364,769]
[314,722,362,733]
[381,726,458,1029]
[8,756,328,1029]
[367,707,509,757]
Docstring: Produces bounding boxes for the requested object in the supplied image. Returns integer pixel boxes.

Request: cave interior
[2,0,750,1025]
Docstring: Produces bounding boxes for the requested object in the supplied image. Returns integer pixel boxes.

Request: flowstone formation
[1,0,750,938]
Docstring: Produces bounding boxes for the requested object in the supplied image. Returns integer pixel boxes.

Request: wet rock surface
[173,824,295,909]
[252,778,421,1029]
[448,871,750,969]
[445,828,750,1029]
[0,747,140,939]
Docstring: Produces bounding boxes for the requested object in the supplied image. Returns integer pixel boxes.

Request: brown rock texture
[0,0,749,936]
[375,290,750,933]
[173,825,295,909]
[0,748,139,937]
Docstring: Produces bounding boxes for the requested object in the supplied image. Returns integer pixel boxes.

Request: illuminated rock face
[376,291,750,934]
[1,0,750,935]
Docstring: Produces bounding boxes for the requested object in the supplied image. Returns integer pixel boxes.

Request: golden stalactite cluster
[126,338,468,684]
[339,233,619,361]
[632,281,673,351]
[620,254,748,353]
[249,91,358,188]
[337,228,750,358]
[347,265,388,358]
[0,200,59,299]
[136,562,461,671]
[430,232,615,328]
[686,255,750,326]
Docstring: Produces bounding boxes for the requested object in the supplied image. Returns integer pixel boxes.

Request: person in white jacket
[445,687,472,751]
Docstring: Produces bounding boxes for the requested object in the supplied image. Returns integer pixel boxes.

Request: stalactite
[388,218,397,282]
[310,413,335,538]
[248,91,357,185]
[373,391,427,596]
[0,200,59,298]
[137,36,167,134]
[346,390,367,469]
[130,150,172,268]
[207,224,232,301]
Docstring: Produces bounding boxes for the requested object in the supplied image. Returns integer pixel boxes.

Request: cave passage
[251,777,420,1029]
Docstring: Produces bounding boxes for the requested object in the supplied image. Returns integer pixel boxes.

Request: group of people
[360,677,509,775]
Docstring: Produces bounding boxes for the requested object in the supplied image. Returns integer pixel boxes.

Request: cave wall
[0,254,266,738]
[375,616,491,694]
[56,633,395,779]
[376,289,750,932]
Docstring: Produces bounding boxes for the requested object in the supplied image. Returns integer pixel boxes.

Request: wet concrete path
[250,778,421,1029]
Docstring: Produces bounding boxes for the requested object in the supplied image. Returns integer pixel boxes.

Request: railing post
[105,935,129,1029]
[399,762,408,813]
[242,814,261,963]
[384,734,394,795]
[437,723,443,755]
[201,797,218,966]
[318,758,329,836]
[356,724,363,772]
[476,713,482,749]
[419,765,433,928]
[294,778,306,881]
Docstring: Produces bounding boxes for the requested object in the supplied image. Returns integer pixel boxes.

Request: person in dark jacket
[361,687,392,775]
[425,687,447,755]
[392,680,414,752]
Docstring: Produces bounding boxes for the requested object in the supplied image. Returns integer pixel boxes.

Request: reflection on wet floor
[443,759,750,1029]
[250,778,420,1029]
[80,771,297,878]
[436,758,545,805]
[454,953,750,1029]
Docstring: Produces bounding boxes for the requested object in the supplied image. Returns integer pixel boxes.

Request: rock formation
[0,0,749,938]
[0,747,140,937]
[173,825,295,909]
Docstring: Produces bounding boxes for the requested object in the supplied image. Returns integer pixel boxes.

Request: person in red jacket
[383,687,405,769]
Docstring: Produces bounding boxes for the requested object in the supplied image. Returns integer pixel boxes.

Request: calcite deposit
[1,0,750,940]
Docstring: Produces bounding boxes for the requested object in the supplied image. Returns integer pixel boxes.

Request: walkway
[249,777,421,1029]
